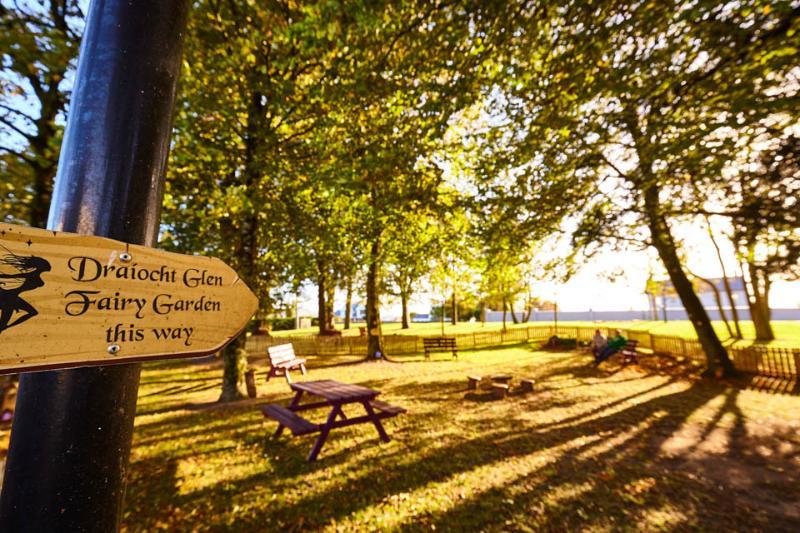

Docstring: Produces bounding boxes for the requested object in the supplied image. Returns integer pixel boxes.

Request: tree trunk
[316,259,327,335]
[647,293,658,320]
[742,260,774,341]
[626,105,733,376]
[450,290,457,325]
[294,290,300,330]
[644,187,735,376]
[217,63,276,401]
[401,291,410,329]
[693,273,734,339]
[29,163,56,228]
[501,296,507,331]
[480,301,486,324]
[522,293,533,322]
[706,219,743,338]
[217,207,257,402]
[722,274,744,339]
[554,302,558,332]
[325,275,336,330]
[344,278,352,329]
[509,300,520,324]
[218,334,247,402]
[218,201,256,403]
[366,237,384,358]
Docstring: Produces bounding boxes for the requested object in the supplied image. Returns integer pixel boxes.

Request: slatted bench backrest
[423,337,457,348]
[268,344,297,365]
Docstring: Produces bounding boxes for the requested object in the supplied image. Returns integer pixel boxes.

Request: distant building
[334,304,366,320]
[484,275,800,321]
[411,313,432,322]
[661,277,747,312]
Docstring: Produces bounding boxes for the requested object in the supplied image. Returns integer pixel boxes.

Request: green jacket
[607,335,627,351]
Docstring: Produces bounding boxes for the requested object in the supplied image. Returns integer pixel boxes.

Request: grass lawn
[272,319,800,345]
[121,346,800,531]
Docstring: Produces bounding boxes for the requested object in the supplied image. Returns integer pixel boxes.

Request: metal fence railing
[244,325,800,379]
[729,345,800,379]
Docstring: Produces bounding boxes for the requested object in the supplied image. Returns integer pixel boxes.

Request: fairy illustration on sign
[0,247,51,336]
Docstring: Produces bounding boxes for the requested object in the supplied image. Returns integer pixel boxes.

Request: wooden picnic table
[261,379,406,462]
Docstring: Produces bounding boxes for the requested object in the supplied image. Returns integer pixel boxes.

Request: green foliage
[162,0,346,396]
[6,1,797,377]
[476,0,799,247]
[163,0,329,298]
[266,317,296,331]
[725,134,800,282]
[0,0,82,226]
[465,0,800,371]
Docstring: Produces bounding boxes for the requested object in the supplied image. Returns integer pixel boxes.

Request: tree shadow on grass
[732,374,800,396]
[302,356,372,369]
[207,379,708,529]
[139,381,221,399]
[233,377,798,531]
[410,382,800,532]
[123,455,179,525]
[123,353,800,531]
[388,378,468,399]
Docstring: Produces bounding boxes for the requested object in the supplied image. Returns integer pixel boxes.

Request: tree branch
[0,144,37,165]
[0,115,35,140]
[0,103,37,124]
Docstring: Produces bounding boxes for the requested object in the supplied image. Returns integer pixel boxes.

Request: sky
[511,215,800,313]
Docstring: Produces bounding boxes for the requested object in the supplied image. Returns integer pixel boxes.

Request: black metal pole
[0,0,190,530]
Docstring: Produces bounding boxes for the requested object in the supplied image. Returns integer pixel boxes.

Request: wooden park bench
[267,343,307,384]
[620,340,639,365]
[261,379,406,461]
[423,337,458,360]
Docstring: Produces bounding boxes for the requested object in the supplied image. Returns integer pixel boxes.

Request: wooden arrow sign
[0,223,258,373]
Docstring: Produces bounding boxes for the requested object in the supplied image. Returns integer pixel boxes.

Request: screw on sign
[0,223,258,374]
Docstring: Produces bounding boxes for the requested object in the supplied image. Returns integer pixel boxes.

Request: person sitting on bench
[591,329,607,357]
[593,330,626,366]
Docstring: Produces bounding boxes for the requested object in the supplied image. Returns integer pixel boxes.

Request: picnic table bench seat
[267,343,307,383]
[491,383,509,398]
[467,375,482,390]
[260,404,319,436]
[369,399,407,416]
[423,337,458,360]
